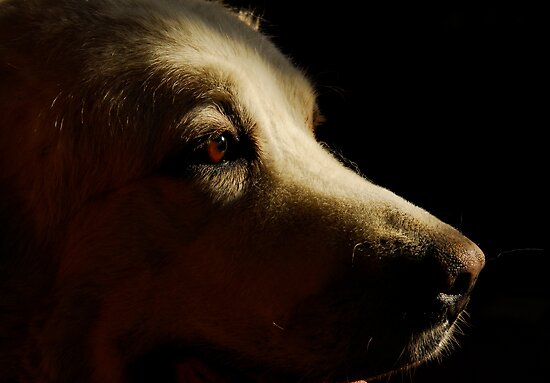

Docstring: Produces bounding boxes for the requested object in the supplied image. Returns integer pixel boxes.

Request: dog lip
[438,291,471,323]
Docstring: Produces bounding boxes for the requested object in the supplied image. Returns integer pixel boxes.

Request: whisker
[488,247,545,262]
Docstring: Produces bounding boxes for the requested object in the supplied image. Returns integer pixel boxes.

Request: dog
[0,0,485,382]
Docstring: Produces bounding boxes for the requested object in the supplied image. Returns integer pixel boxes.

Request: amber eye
[206,133,230,164]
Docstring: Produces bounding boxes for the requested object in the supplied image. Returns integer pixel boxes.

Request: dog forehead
[77,0,317,116]
[54,0,319,136]
[154,6,317,132]
[1,0,317,134]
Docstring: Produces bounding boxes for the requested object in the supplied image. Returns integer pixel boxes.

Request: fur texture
[0,1,484,382]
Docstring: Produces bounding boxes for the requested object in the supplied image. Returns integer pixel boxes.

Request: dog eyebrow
[201,83,256,134]
[168,65,315,137]
[170,79,255,142]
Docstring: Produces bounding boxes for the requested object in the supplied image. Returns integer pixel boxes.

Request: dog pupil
[216,135,227,151]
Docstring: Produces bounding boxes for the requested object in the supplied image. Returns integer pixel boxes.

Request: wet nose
[403,230,485,325]
[353,226,485,327]
[428,236,485,321]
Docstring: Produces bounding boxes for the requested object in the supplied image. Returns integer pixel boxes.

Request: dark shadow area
[229,2,547,382]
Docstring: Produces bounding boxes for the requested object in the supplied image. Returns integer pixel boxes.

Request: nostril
[446,271,474,296]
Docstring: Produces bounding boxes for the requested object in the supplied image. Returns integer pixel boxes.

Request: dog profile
[0,0,485,382]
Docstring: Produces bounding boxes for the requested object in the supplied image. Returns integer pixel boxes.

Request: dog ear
[236,9,261,32]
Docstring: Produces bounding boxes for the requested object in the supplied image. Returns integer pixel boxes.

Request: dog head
[0,0,484,382]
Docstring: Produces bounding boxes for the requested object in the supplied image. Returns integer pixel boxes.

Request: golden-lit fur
[0,1,484,382]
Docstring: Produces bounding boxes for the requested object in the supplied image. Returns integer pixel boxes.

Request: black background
[228,2,547,382]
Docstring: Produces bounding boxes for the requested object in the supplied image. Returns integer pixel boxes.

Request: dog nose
[402,231,485,325]
[353,226,485,327]
[429,236,485,321]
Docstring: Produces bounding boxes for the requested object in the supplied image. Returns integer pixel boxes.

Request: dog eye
[204,132,241,164]
[159,131,247,177]
[207,134,229,164]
